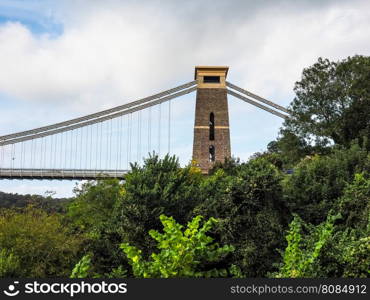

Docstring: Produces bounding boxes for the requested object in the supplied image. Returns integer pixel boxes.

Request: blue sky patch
[0,2,63,37]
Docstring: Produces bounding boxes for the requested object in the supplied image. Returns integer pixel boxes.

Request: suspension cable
[227,89,289,119]
[109,118,113,170]
[129,114,132,167]
[126,115,129,169]
[148,107,151,154]
[60,132,64,170]
[158,103,161,157]
[226,81,289,114]
[0,81,197,141]
[137,112,140,163]
[30,138,34,170]
[1,86,197,146]
[168,99,171,154]
[80,127,84,171]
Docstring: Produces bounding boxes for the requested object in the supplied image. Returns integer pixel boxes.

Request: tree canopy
[285,55,370,147]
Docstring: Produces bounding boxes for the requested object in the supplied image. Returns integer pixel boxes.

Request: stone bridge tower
[192,66,231,173]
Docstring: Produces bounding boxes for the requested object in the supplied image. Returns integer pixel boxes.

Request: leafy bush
[335,173,370,231]
[68,179,122,232]
[67,155,204,276]
[315,174,370,277]
[340,236,370,278]
[194,157,286,277]
[116,154,203,257]
[284,144,370,224]
[70,254,128,278]
[0,249,20,277]
[274,214,337,278]
[0,206,83,277]
[67,179,125,275]
[70,255,92,278]
[121,215,236,278]
[275,173,370,278]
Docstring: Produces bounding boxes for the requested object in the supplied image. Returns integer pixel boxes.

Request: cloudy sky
[0,0,369,197]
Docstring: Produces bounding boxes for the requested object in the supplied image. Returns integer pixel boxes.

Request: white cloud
[230,2,370,104]
[0,0,369,113]
[0,0,368,122]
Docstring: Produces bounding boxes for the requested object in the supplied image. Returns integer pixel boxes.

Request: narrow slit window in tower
[203,76,220,83]
[209,145,215,162]
[209,112,215,140]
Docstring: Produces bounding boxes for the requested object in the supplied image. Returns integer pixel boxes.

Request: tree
[266,129,333,169]
[283,143,370,224]
[66,179,126,276]
[121,215,236,278]
[0,191,71,212]
[68,179,122,232]
[194,157,287,276]
[285,55,370,146]
[116,154,203,258]
[316,173,370,277]
[0,206,83,277]
[67,154,204,275]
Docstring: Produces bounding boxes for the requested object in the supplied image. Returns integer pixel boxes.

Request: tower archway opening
[209,145,215,162]
[209,112,215,141]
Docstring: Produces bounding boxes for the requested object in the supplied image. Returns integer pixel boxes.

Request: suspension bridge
[0,66,289,180]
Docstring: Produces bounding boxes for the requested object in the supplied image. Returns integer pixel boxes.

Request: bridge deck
[0,169,129,180]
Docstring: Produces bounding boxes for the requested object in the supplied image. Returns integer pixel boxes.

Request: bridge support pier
[192,66,231,173]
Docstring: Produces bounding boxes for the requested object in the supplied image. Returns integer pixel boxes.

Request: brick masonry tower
[192,66,231,173]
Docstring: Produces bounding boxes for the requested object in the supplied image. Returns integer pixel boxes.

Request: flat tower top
[194,66,229,80]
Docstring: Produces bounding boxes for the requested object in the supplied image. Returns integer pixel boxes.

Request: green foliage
[194,157,286,277]
[68,179,122,232]
[335,173,370,230]
[320,229,370,278]
[275,214,337,278]
[283,144,370,224]
[0,191,71,212]
[70,254,128,278]
[209,157,241,175]
[266,129,334,169]
[315,174,370,277]
[67,179,126,275]
[66,155,205,277]
[1,145,368,278]
[121,215,235,278]
[276,173,370,278]
[0,206,83,277]
[106,266,128,278]
[267,130,312,168]
[116,154,203,257]
[70,255,92,278]
[0,249,20,277]
[340,236,370,278]
[285,55,370,146]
